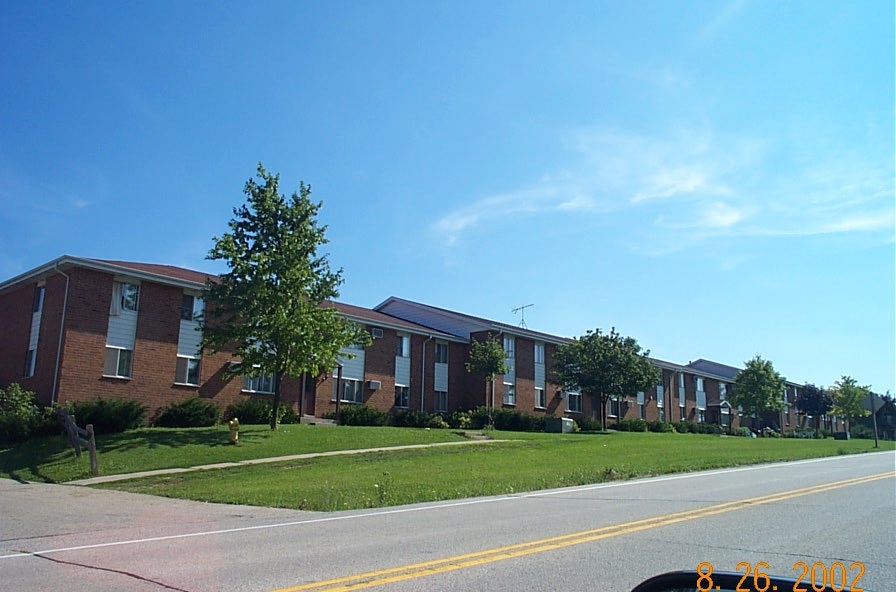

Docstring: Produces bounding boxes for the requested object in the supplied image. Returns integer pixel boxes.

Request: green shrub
[0,383,42,445]
[463,407,546,431]
[153,397,220,428]
[225,398,274,424]
[574,416,603,431]
[279,406,301,424]
[68,397,146,434]
[616,419,649,432]
[445,410,472,429]
[732,426,753,437]
[428,414,449,429]
[848,424,874,439]
[392,410,434,428]
[337,404,389,426]
[648,420,674,433]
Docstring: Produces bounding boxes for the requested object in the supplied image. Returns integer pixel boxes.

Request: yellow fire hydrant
[228,418,240,444]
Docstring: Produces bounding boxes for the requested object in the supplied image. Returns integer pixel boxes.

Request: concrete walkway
[68,439,502,486]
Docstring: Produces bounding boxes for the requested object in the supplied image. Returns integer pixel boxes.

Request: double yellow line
[271,472,892,592]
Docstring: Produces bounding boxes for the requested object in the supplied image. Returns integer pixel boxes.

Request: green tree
[552,327,659,431]
[794,383,833,435]
[465,333,509,420]
[730,356,786,429]
[830,375,871,435]
[201,164,369,430]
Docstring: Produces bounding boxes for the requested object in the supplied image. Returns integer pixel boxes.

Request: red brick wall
[0,282,36,394]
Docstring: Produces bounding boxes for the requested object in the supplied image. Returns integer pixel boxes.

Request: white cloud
[431,123,894,251]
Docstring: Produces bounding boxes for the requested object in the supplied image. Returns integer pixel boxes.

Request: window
[503,383,516,405]
[535,387,546,409]
[656,383,664,406]
[181,294,203,321]
[103,347,133,378]
[396,334,410,357]
[678,372,685,402]
[334,378,363,403]
[566,390,582,413]
[698,409,706,423]
[436,390,448,412]
[175,356,201,386]
[719,382,727,401]
[121,283,139,311]
[435,342,448,364]
[609,398,620,417]
[395,385,410,408]
[658,407,665,422]
[503,336,515,356]
[680,404,686,421]
[24,348,36,378]
[721,407,730,426]
[32,285,45,313]
[534,343,545,364]
[637,391,646,420]
[243,373,275,394]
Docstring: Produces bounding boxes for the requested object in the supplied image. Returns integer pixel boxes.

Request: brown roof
[90,259,218,286]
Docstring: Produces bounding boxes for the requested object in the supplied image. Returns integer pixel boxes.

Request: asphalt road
[1,451,893,592]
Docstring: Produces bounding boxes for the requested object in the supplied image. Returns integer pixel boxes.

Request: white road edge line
[2,451,892,561]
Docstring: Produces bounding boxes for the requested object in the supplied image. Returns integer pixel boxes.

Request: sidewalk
[68,439,501,486]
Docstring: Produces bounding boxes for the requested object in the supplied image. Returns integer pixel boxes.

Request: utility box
[545,417,575,433]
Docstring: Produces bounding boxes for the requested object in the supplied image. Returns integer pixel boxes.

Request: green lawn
[0,423,467,483]
[3,426,891,512]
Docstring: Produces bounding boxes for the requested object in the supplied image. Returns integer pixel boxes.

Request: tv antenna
[511,304,534,329]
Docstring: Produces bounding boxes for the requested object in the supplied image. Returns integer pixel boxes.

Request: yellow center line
[270,472,893,592]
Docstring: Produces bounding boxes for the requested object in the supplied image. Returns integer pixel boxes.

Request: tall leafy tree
[201,164,368,429]
[795,383,833,435]
[730,356,785,429]
[465,333,509,418]
[553,327,659,431]
[830,375,870,435]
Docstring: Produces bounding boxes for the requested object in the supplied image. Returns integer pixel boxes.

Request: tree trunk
[270,371,282,430]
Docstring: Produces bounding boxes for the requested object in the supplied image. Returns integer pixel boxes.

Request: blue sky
[2,1,893,394]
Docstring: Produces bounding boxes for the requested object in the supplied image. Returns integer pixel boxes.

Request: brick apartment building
[0,256,814,430]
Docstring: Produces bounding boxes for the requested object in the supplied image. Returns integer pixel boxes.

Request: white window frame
[534,342,545,364]
[435,390,448,412]
[435,342,449,364]
[565,390,583,413]
[181,294,204,322]
[608,397,620,418]
[103,346,133,379]
[175,355,201,386]
[535,387,546,409]
[396,334,410,358]
[503,382,516,406]
[503,336,515,356]
[395,385,410,408]
[333,377,363,403]
[243,372,275,394]
[120,282,139,312]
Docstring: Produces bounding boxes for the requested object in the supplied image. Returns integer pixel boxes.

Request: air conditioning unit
[367,380,382,391]
[370,328,384,338]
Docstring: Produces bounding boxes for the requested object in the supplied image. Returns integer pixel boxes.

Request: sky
[1,1,893,394]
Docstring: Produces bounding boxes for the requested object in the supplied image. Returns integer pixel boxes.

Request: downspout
[51,263,71,406]
[493,329,504,410]
[420,335,433,412]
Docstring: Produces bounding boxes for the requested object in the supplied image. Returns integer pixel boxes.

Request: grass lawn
[0,423,467,483]
[3,426,891,512]
[98,431,892,511]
